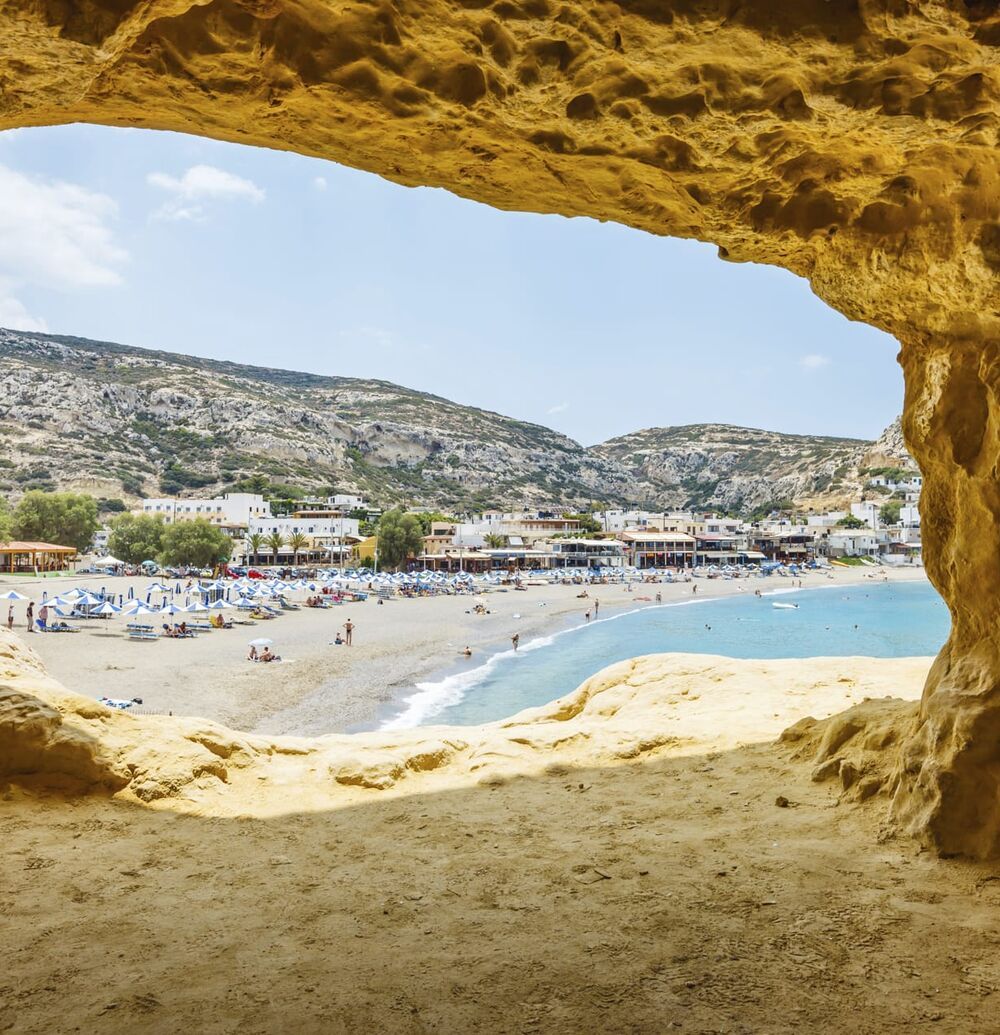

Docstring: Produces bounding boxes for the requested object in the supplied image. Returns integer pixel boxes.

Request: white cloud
[799,354,831,370]
[147,164,265,221]
[0,291,47,332]
[313,176,327,191]
[0,164,126,289]
[547,402,569,415]
[0,164,127,330]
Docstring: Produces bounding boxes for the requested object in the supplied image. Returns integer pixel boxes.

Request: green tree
[287,531,310,565]
[12,491,99,552]
[246,532,264,566]
[264,531,286,563]
[836,514,868,529]
[107,513,165,564]
[879,500,903,526]
[377,509,424,571]
[411,511,459,535]
[483,532,507,549]
[0,497,11,543]
[159,519,232,568]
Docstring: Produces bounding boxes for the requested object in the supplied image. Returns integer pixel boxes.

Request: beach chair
[127,629,159,641]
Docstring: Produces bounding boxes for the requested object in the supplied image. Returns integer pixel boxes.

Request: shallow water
[385,579,948,729]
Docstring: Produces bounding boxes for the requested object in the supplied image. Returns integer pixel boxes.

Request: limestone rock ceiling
[3,0,1000,857]
[1,0,998,344]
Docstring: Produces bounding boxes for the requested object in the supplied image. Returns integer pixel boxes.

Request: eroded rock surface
[2,1,997,343]
[1,0,999,853]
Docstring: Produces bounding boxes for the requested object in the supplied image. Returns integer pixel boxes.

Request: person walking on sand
[692,584,697,594]
[344,619,354,646]
[26,601,34,632]
[585,610,591,621]
[6,604,13,630]
[594,599,599,616]
[511,632,519,651]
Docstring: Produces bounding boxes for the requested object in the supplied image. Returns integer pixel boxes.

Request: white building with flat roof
[141,493,270,529]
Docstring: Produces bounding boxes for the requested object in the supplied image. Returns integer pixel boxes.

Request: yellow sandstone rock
[1,0,998,853]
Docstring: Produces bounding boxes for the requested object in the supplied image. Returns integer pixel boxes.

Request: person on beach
[459,646,472,657]
[655,592,662,603]
[593,599,599,616]
[248,645,258,661]
[6,604,13,630]
[333,633,344,645]
[584,610,591,621]
[37,603,48,632]
[344,619,354,645]
[511,633,519,651]
[692,585,697,595]
[26,602,34,632]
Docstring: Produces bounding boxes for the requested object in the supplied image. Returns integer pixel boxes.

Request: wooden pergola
[0,541,77,574]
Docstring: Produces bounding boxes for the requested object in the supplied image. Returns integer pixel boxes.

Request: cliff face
[861,416,915,470]
[1,0,999,855]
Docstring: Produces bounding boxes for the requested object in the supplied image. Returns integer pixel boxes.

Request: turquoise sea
[384,579,948,729]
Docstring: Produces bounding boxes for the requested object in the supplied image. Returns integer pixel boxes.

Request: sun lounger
[127,629,159,641]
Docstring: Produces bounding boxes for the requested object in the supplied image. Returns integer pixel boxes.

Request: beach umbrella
[0,589,28,601]
[92,601,121,616]
[207,599,232,610]
[248,638,273,648]
[236,598,257,610]
[187,600,210,613]
[158,603,184,616]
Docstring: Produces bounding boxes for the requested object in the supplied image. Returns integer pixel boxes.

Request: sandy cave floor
[4,723,1000,1032]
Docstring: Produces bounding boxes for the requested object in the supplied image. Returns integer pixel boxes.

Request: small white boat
[772,602,799,610]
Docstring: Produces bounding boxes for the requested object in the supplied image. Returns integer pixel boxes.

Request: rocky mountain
[591,423,907,515]
[0,327,634,510]
[861,416,914,470]
[0,327,908,514]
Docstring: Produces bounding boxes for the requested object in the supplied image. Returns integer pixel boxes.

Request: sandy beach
[1,565,932,735]
[7,631,1000,1034]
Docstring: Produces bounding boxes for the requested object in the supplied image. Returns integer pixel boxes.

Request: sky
[0,124,903,445]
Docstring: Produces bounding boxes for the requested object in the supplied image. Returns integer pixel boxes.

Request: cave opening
[1,0,999,864]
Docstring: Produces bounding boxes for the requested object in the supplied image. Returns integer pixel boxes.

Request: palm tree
[264,531,286,565]
[484,532,506,549]
[246,532,264,566]
[287,532,310,567]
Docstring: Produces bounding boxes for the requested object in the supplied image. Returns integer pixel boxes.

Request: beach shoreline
[0,564,932,735]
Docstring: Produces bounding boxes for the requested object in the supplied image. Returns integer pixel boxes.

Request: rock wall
[1,0,998,852]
